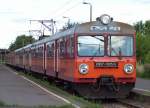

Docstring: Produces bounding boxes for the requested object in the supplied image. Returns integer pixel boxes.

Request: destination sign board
[95,62,118,68]
[90,26,121,32]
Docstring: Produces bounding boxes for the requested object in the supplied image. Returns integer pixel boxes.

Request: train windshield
[108,36,133,56]
[78,36,104,56]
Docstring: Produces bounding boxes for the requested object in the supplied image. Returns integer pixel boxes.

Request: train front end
[73,15,136,99]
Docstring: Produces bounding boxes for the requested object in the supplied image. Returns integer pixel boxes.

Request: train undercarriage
[73,77,135,99]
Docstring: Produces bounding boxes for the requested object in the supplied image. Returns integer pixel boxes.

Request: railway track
[101,92,150,108]
[102,99,145,108]
[117,99,144,108]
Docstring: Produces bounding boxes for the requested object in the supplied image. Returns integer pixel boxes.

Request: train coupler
[98,76,120,92]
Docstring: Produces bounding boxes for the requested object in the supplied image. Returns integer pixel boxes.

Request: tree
[60,21,78,31]
[9,35,35,51]
[134,21,150,64]
[145,51,150,63]
[136,33,144,63]
[144,20,150,36]
[134,21,144,36]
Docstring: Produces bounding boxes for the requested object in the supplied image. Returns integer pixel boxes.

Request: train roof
[15,44,32,52]
[75,21,135,34]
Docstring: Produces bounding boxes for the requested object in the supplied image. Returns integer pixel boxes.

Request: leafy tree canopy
[9,35,35,51]
[60,21,78,31]
[134,20,150,63]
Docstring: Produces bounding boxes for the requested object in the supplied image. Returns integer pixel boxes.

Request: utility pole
[83,2,92,22]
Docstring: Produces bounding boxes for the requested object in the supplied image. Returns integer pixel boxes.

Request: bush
[145,51,150,63]
[0,101,6,107]
[142,64,150,78]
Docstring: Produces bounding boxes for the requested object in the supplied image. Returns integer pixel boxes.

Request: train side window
[36,47,38,57]
[32,48,36,57]
[51,43,54,57]
[40,47,43,57]
[70,37,74,57]
[66,36,70,57]
[60,38,66,57]
[66,36,74,58]
[38,47,40,57]
[47,45,50,57]
[31,49,34,57]
[37,46,41,57]
[47,43,54,57]
[41,47,43,57]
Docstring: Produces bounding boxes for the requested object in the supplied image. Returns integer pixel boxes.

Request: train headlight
[100,14,112,25]
[79,64,89,74]
[124,64,134,74]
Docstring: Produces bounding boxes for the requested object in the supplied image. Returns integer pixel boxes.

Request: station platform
[0,65,67,107]
[135,78,150,92]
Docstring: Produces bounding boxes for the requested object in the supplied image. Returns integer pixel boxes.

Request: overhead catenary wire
[52,0,81,19]
[51,0,75,15]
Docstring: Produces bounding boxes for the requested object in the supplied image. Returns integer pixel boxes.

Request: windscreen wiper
[90,36,104,42]
[111,47,122,60]
[90,45,101,60]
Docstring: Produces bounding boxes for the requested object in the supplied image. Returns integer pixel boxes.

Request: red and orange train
[6,14,136,99]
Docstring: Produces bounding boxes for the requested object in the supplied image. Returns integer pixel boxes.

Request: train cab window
[108,36,133,56]
[78,36,104,56]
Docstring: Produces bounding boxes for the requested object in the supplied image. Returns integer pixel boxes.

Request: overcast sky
[0,0,150,49]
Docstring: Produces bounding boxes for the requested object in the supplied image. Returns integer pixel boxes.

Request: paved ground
[135,78,150,91]
[0,65,66,107]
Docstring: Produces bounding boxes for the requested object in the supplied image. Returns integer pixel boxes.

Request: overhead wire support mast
[29,30,42,37]
[29,19,56,35]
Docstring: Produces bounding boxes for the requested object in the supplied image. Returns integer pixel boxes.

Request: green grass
[17,71,101,108]
[0,101,5,107]
[0,100,19,107]
[0,100,76,108]
[34,104,75,108]
[0,101,74,108]
[0,60,5,64]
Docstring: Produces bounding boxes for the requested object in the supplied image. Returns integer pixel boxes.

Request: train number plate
[95,62,118,68]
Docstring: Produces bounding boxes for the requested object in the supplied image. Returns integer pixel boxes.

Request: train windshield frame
[77,36,105,56]
[108,36,134,57]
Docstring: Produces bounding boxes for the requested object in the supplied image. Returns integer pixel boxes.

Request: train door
[54,40,59,78]
[23,49,25,69]
[29,48,31,71]
[43,43,46,74]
